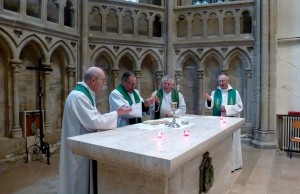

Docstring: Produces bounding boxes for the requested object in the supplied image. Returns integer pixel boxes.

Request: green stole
[155,88,179,119]
[116,84,140,106]
[73,84,95,107]
[212,89,236,116]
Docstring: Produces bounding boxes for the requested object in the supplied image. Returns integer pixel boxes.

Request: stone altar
[67,115,245,194]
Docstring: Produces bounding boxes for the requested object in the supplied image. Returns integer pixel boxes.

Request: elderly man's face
[218,74,229,89]
[162,79,174,93]
[123,76,137,93]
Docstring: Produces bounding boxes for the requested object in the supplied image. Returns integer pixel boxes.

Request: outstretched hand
[116,105,132,116]
[203,92,211,101]
[144,96,159,107]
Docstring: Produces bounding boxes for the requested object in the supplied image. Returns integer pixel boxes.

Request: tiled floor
[0,140,299,194]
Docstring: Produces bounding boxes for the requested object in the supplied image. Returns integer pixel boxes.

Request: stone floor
[0,140,300,194]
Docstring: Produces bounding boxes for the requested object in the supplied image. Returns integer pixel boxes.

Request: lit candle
[183,130,190,136]
[157,131,163,138]
[220,116,224,120]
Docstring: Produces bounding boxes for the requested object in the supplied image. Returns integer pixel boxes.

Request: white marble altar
[67,115,245,194]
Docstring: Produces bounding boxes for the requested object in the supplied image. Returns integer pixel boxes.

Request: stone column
[43,63,52,133]
[80,0,89,76]
[197,69,204,114]
[118,12,124,35]
[245,69,253,129]
[187,18,192,39]
[251,0,276,149]
[66,65,76,94]
[155,70,163,90]
[10,59,23,138]
[112,68,120,88]
[148,17,154,37]
[134,68,142,91]
[166,0,175,76]
[175,71,182,92]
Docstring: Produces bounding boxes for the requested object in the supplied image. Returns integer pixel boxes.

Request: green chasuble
[73,84,95,107]
[154,88,179,119]
[116,84,142,125]
[116,84,140,106]
[212,89,236,116]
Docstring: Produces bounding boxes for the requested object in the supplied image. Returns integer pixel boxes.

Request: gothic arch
[116,48,138,69]
[139,49,163,70]
[177,50,200,70]
[224,48,252,70]
[0,28,17,57]
[50,40,75,65]
[91,46,115,66]
[200,49,223,70]
[17,35,48,60]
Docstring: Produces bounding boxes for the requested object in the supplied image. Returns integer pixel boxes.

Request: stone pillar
[251,0,276,149]
[10,60,23,138]
[43,62,52,133]
[134,68,142,91]
[175,70,182,92]
[245,69,253,129]
[155,70,163,90]
[118,12,124,35]
[66,65,76,94]
[80,0,89,75]
[148,17,154,37]
[112,68,120,88]
[187,18,192,39]
[197,69,204,114]
[166,0,175,76]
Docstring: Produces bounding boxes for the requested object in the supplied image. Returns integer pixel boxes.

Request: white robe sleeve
[174,92,186,117]
[224,90,243,117]
[73,92,117,131]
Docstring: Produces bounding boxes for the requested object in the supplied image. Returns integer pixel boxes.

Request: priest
[109,71,158,127]
[151,75,186,119]
[204,73,243,172]
[58,67,132,194]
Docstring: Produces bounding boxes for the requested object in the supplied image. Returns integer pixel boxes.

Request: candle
[157,131,163,138]
[183,130,190,136]
[220,116,224,120]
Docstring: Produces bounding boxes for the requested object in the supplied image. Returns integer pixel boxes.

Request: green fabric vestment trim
[156,88,179,111]
[212,89,236,116]
[116,84,140,106]
[73,84,95,107]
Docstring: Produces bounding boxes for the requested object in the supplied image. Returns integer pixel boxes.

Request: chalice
[169,102,180,128]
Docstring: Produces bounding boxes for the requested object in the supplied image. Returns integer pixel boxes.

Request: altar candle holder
[183,130,190,136]
[168,102,180,128]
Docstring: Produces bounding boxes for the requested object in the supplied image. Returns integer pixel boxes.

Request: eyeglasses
[125,80,136,86]
[218,79,228,83]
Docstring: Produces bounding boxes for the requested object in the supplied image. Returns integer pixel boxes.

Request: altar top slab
[67,115,245,175]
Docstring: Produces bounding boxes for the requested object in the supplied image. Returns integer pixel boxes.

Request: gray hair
[121,71,135,82]
[83,67,100,82]
[161,75,174,84]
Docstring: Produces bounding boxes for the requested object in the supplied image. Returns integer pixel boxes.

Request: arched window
[47,0,59,23]
[223,11,235,35]
[27,0,41,18]
[138,13,148,36]
[153,15,162,37]
[4,0,20,12]
[177,15,187,38]
[89,7,102,31]
[107,9,118,33]
[207,13,219,36]
[240,10,252,34]
[192,14,203,37]
[123,11,134,34]
[64,0,75,27]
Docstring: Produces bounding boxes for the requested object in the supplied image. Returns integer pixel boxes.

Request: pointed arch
[91,46,116,66]
[200,49,224,70]
[18,35,48,59]
[224,48,252,70]
[139,49,163,70]
[49,40,75,65]
[177,50,200,70]
[116,48,138,68]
